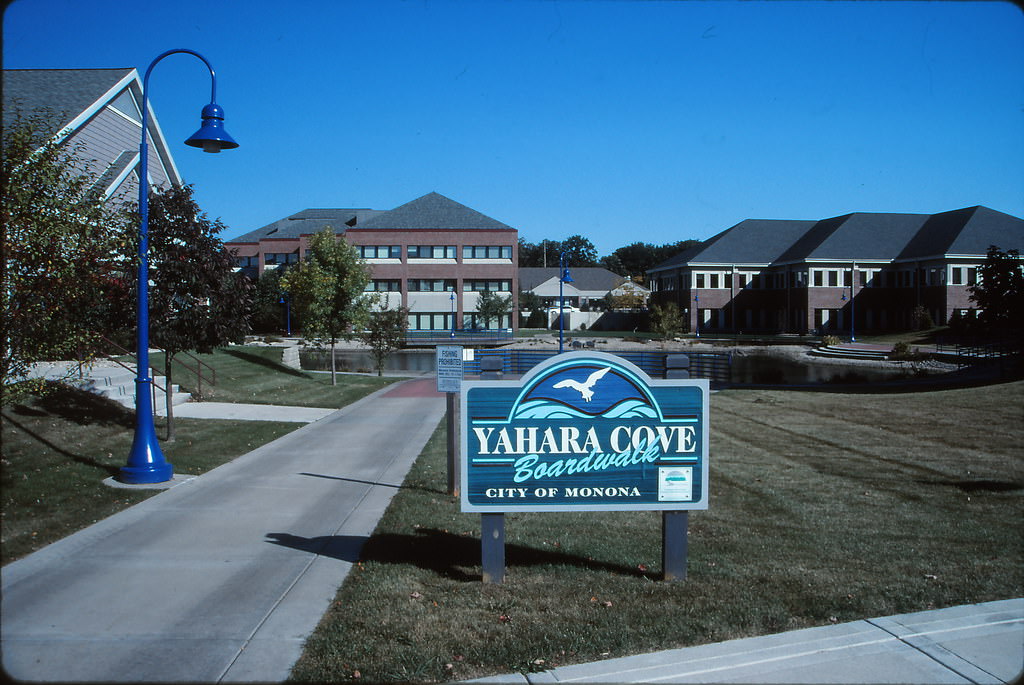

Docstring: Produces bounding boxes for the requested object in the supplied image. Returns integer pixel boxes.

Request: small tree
[1,109,131,403]
[138,184,253,439]
[281,228,371,385]
[969,245,1024,338]
[475,290,513,329]
[362,298,410,376]
[650,301,684,343]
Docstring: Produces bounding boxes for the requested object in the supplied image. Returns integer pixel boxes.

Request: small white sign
[436,345,464,393]
[658,467,693,501]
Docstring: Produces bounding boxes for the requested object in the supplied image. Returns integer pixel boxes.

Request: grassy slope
[291,380,1024,682]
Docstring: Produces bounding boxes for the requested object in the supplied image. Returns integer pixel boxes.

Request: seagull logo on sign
[552,366,610,402]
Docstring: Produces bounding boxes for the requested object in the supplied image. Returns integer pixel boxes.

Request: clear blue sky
[4,0,1022,256]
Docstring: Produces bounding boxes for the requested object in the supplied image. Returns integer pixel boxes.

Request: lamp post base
[120,418,174,484]
[118,462,174,484]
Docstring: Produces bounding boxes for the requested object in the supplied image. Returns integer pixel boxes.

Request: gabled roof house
[649,206,1022,335]
[3,68,182,204]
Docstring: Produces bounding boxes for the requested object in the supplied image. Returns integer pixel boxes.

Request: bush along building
[647,206,1023,336]
[226,192,518,339]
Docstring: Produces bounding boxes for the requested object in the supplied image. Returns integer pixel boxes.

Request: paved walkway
[469,599,1023,684]
[154,401,336,422]
[1,377,446,682]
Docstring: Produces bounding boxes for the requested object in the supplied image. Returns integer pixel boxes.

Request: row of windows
[238,244,514,268]
[407,312,513,331]
[655,265,984,292]
[358,245,402,259]
[365,279,514,293]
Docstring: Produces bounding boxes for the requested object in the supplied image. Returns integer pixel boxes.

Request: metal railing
[91,333,216,399]
[405,329,514,346]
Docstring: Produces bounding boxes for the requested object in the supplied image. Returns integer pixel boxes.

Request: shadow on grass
[10,383,135,427]
[265,528,657,582]
[1,413,121,476]
[223,348,309,378]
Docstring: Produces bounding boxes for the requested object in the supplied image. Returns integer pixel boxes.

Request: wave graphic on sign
[513,397,658,420]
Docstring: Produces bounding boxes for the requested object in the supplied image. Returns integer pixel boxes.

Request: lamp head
[561,267,573,283]
[185,103,239,153]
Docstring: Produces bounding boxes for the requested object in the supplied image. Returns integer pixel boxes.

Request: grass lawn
[149,346,399,407]
[1,346,404,564]
[291,380,1024,683]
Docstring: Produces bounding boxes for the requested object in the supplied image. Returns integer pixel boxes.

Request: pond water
[302,348,931,385]
[729,353,925,385]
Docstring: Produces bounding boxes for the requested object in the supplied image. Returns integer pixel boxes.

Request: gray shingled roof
[3,68,133,135]
[355,192,513,231]
[900,206,1024,259]
[519,267,623,292]
[228,208,383,243]
[650,219,817,272]
[783,212,931,263]
[648,205,1021,275]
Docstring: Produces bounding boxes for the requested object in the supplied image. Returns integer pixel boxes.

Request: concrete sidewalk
[154,400,336,422]
[470,599,1023,684]
[1,377,447,682]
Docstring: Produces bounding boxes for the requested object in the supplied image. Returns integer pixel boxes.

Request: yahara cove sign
[460,351,709,513]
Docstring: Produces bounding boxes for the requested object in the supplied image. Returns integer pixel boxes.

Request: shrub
[823,335,842,346]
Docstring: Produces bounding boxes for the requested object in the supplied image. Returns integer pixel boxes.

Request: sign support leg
[481,513,505,584]
[662,510,688,581]
[446,392,460,496]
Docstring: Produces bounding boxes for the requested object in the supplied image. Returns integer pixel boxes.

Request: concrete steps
[810,345,890,361]
[25,360,192,409]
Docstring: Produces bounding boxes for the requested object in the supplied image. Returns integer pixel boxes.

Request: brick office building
[226,192,518,334]
[647,205,1023,335]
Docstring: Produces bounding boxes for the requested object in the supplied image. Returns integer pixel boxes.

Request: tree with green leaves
[138,184,253,439]
[1,109,132,404]
[560,234,599,267]
[281,228,372,385]
[969,245,1024,338]
[650,301,684,343]
[475,289,513,329]
[362,297,410,376]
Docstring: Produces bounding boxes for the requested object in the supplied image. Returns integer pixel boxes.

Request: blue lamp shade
[185,103,239,153]
[561,268,574,283]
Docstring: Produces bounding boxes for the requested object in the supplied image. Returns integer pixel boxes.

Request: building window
[408,279,456,292]
[465,312,511,330]
[264,252,298,265]
[463,280,511,292]
[408,245,456,259]
[235,255,258,268]
[967,268,978,286]
[358,245,401,259]
[828,270,838,287]
[813,270,823,287]
[463,245,512,259]
[365,280,401,292]
[695,273,705,288]
[408,312,454,331]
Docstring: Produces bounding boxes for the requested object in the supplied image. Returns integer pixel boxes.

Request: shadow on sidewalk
[265,528,658,583]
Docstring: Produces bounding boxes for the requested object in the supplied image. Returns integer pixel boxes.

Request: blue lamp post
[847,262,857,343]
[450,290,456,338]
[278,294,292,336]
[120,49,239,484]
[558,251,573,353]
[694,292,700,338]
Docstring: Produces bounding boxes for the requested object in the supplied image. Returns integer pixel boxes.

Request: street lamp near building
[694,292,701,338]
[845,262,857,342]
[120,49,239,484]
[559,251,573,353]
